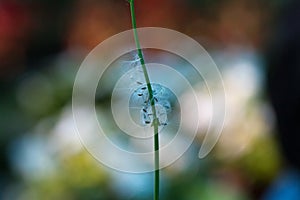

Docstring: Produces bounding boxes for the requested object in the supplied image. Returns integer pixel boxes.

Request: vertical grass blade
[128,1,160,199]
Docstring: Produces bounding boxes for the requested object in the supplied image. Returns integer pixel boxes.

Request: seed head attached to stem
[128,1,160,199]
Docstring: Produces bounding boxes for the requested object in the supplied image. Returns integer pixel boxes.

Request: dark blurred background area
[1,0,300,199]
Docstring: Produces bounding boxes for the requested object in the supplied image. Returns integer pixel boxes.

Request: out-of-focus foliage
[20,152,114,200]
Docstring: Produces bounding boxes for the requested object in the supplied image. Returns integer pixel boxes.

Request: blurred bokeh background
[1,0,300,199]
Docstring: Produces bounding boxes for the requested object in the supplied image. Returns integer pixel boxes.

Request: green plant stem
[129,1,159,200]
